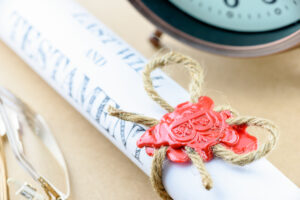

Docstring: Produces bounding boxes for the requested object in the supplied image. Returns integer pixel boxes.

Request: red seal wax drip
[137,96,258,163]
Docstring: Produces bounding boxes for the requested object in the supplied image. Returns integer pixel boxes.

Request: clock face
[129,0,300,57]
[169,0,300,32]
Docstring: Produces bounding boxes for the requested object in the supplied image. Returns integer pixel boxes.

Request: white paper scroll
[0,0,299,199]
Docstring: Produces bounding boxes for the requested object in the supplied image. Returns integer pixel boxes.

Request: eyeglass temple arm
[0,136,8,200]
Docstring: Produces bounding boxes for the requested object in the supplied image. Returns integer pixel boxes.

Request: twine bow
[108,52,279,200]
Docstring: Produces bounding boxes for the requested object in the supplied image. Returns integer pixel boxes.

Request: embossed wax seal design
[137,96,258,163]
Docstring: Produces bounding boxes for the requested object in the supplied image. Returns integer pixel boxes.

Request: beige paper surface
[0,0,299,199]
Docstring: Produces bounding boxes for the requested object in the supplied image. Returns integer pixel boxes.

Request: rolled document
[0,0,299,199]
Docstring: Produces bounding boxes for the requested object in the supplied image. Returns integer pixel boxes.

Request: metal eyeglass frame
[0,87,70,200]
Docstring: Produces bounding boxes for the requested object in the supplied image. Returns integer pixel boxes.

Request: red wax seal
[137,96,257,163]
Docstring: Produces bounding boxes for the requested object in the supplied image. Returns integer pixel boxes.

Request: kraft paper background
[1,0,299,199]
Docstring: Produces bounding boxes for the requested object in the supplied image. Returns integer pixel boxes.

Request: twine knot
[108,52,279,200]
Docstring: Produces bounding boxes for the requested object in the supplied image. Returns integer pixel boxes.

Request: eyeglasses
[0,88,70,200]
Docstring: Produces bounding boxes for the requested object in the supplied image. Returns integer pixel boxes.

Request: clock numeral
[224,0,276,8]
[262,0,277,4]
[224,0,239,8]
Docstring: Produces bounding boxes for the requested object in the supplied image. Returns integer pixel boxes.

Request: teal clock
[129,0,300,57]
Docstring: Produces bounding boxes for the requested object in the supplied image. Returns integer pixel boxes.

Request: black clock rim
[129,0,300,57]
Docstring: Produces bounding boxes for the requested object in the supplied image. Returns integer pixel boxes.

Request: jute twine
[108,52,279,200]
